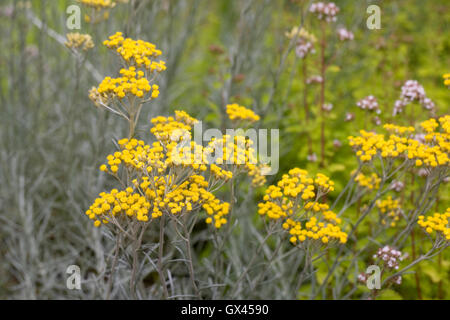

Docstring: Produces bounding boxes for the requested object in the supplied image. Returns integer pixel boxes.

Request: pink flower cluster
[322,103,333,112]
[373,245,404,270]
[306,75,323,84]
[393,80,436,116]
[295,39,315,59]
[337,28,354,41]
[345,112,355,122]
[390,180,405,192]
[356,95,380,114]
[357,272,402,285]
[307,153,318,162]
[309,2,339,22]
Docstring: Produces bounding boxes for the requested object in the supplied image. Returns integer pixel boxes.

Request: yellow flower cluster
[376,196,402,227]
[97,67,159,99]
[354,172,381,190]
[348,117,450,167]
[103,32,166,71]
[210,164,233,180]
[443,73,450,87]
[285,27,317,42]
[383,124,415,135]
[100,111,264,183]
[78,0,116,9]
[100,138,168,174]
[134,175,230,228]
[150,112,197,143]
[88,87,107,108]
[65,33,94,51]
[85,188,150,227]
[90,34,165,111]
[258,168,347,245]
[283,217,347,245]
[92,110,268,229]
[418,208,450,241]
[204,135,266,186]
[246,163,268,187]
[226,104,260,123]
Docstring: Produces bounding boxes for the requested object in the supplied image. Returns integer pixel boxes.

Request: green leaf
[328,163,346,173]
[378,289,403,300]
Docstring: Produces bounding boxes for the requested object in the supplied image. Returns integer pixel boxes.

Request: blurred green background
[0,0,448,299]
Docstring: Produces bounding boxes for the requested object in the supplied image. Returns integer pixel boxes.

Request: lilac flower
[337,28,354,41]
[393,80,436,116]
[356,95,380,114]
[310,2,339,22]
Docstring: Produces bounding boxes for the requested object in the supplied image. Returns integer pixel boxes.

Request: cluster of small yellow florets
[103,32,166,72]
[78,0,116,9]
[283,217,347,245]
[354,172,381,190]
[90,34,165,112]
[85,188,150,227]
[383,124,415,135]
[376,196,402,227]
[204,135,266,186]
[91,110,268,229]
[226,103,260,123]
[258,168,347,245]
[100,138,168,174]
[418,208,450,241]
[443,74,450,87]
[97,67,159,99]
[65,33,94,51]
[285,27,317,42]
[348,117,450,168]
[150,112,197,143]
[134,175,230,228]
[78,0,116,23]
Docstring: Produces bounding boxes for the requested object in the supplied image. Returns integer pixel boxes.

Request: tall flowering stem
[319,21,327,167]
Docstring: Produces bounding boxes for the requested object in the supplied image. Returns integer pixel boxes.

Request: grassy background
[0,0,449,299]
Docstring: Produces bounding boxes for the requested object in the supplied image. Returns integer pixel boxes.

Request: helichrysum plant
[86,32,268,299]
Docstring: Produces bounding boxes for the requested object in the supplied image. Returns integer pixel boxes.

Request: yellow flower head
[418,208,450,241]
[258,168,347,245]
[349,117,450,168]
[65,33,94,51]
[226,103,260,123]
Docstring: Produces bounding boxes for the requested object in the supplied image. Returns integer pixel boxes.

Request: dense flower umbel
[226,103,260,123]
[443,73,450,87]
[89,33,165,116]
[393,80,435,116]
[376,196,403,227]
[348,117,450,168]
[285,27,317,59]
[86,188,150,227]
[374,246,404,270]
[65,33,94,51]
[78,0,116,10]
[356,95,380,114]
[77,0,116,10]
[97,67,159,100]
[309,2,339,22]
[337,28,354,41]
[359,246,404,286]
[258,168,347,245]
[90,110,267,228]
[103,32,166,71]
[78,0,116,23]
[358,246,404,285]
[135,175,230,228]
[354,172,381,190]
[418,208,450,241]
[285,27,317,42]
